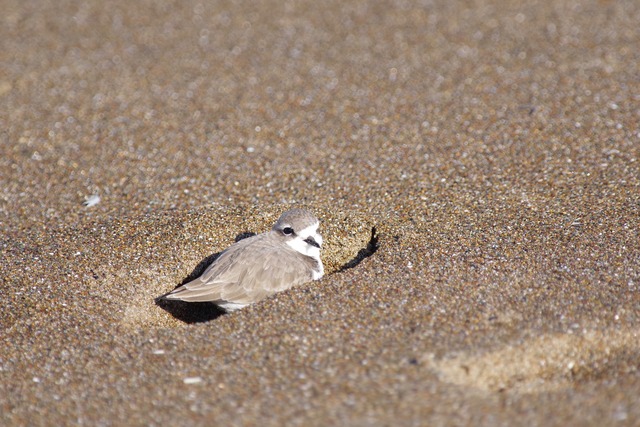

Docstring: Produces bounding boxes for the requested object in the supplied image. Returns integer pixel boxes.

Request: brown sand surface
[2,0,639,425]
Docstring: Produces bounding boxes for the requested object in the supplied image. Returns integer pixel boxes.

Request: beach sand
[2,0,639,425]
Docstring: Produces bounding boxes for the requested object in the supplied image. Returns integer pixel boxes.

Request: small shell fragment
[83,195,101,207]
[183,377,203,385]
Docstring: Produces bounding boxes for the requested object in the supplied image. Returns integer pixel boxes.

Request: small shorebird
[162,208,324,312]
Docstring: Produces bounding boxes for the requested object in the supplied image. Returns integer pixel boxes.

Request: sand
[2,0,639,425]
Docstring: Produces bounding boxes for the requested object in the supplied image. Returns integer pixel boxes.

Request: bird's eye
[282,227,294,235]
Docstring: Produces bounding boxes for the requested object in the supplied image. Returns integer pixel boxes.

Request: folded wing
[164,234,318,306]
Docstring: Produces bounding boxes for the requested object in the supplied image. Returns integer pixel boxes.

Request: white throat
[286,223,324,279]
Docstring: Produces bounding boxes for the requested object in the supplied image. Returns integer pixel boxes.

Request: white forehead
[296,222,320,239]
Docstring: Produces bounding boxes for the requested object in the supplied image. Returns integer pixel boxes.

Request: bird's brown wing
[165,233,318,305]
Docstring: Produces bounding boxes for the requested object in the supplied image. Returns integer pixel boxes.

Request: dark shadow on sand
[154,299,226,323]
[339,226,379,271]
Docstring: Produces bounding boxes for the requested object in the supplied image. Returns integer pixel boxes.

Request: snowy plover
[163,208,324,312]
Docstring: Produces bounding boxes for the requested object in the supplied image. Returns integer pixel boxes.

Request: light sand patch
[428,328,639,394]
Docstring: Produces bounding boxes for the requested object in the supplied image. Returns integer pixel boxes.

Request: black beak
[304,236,321,248]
